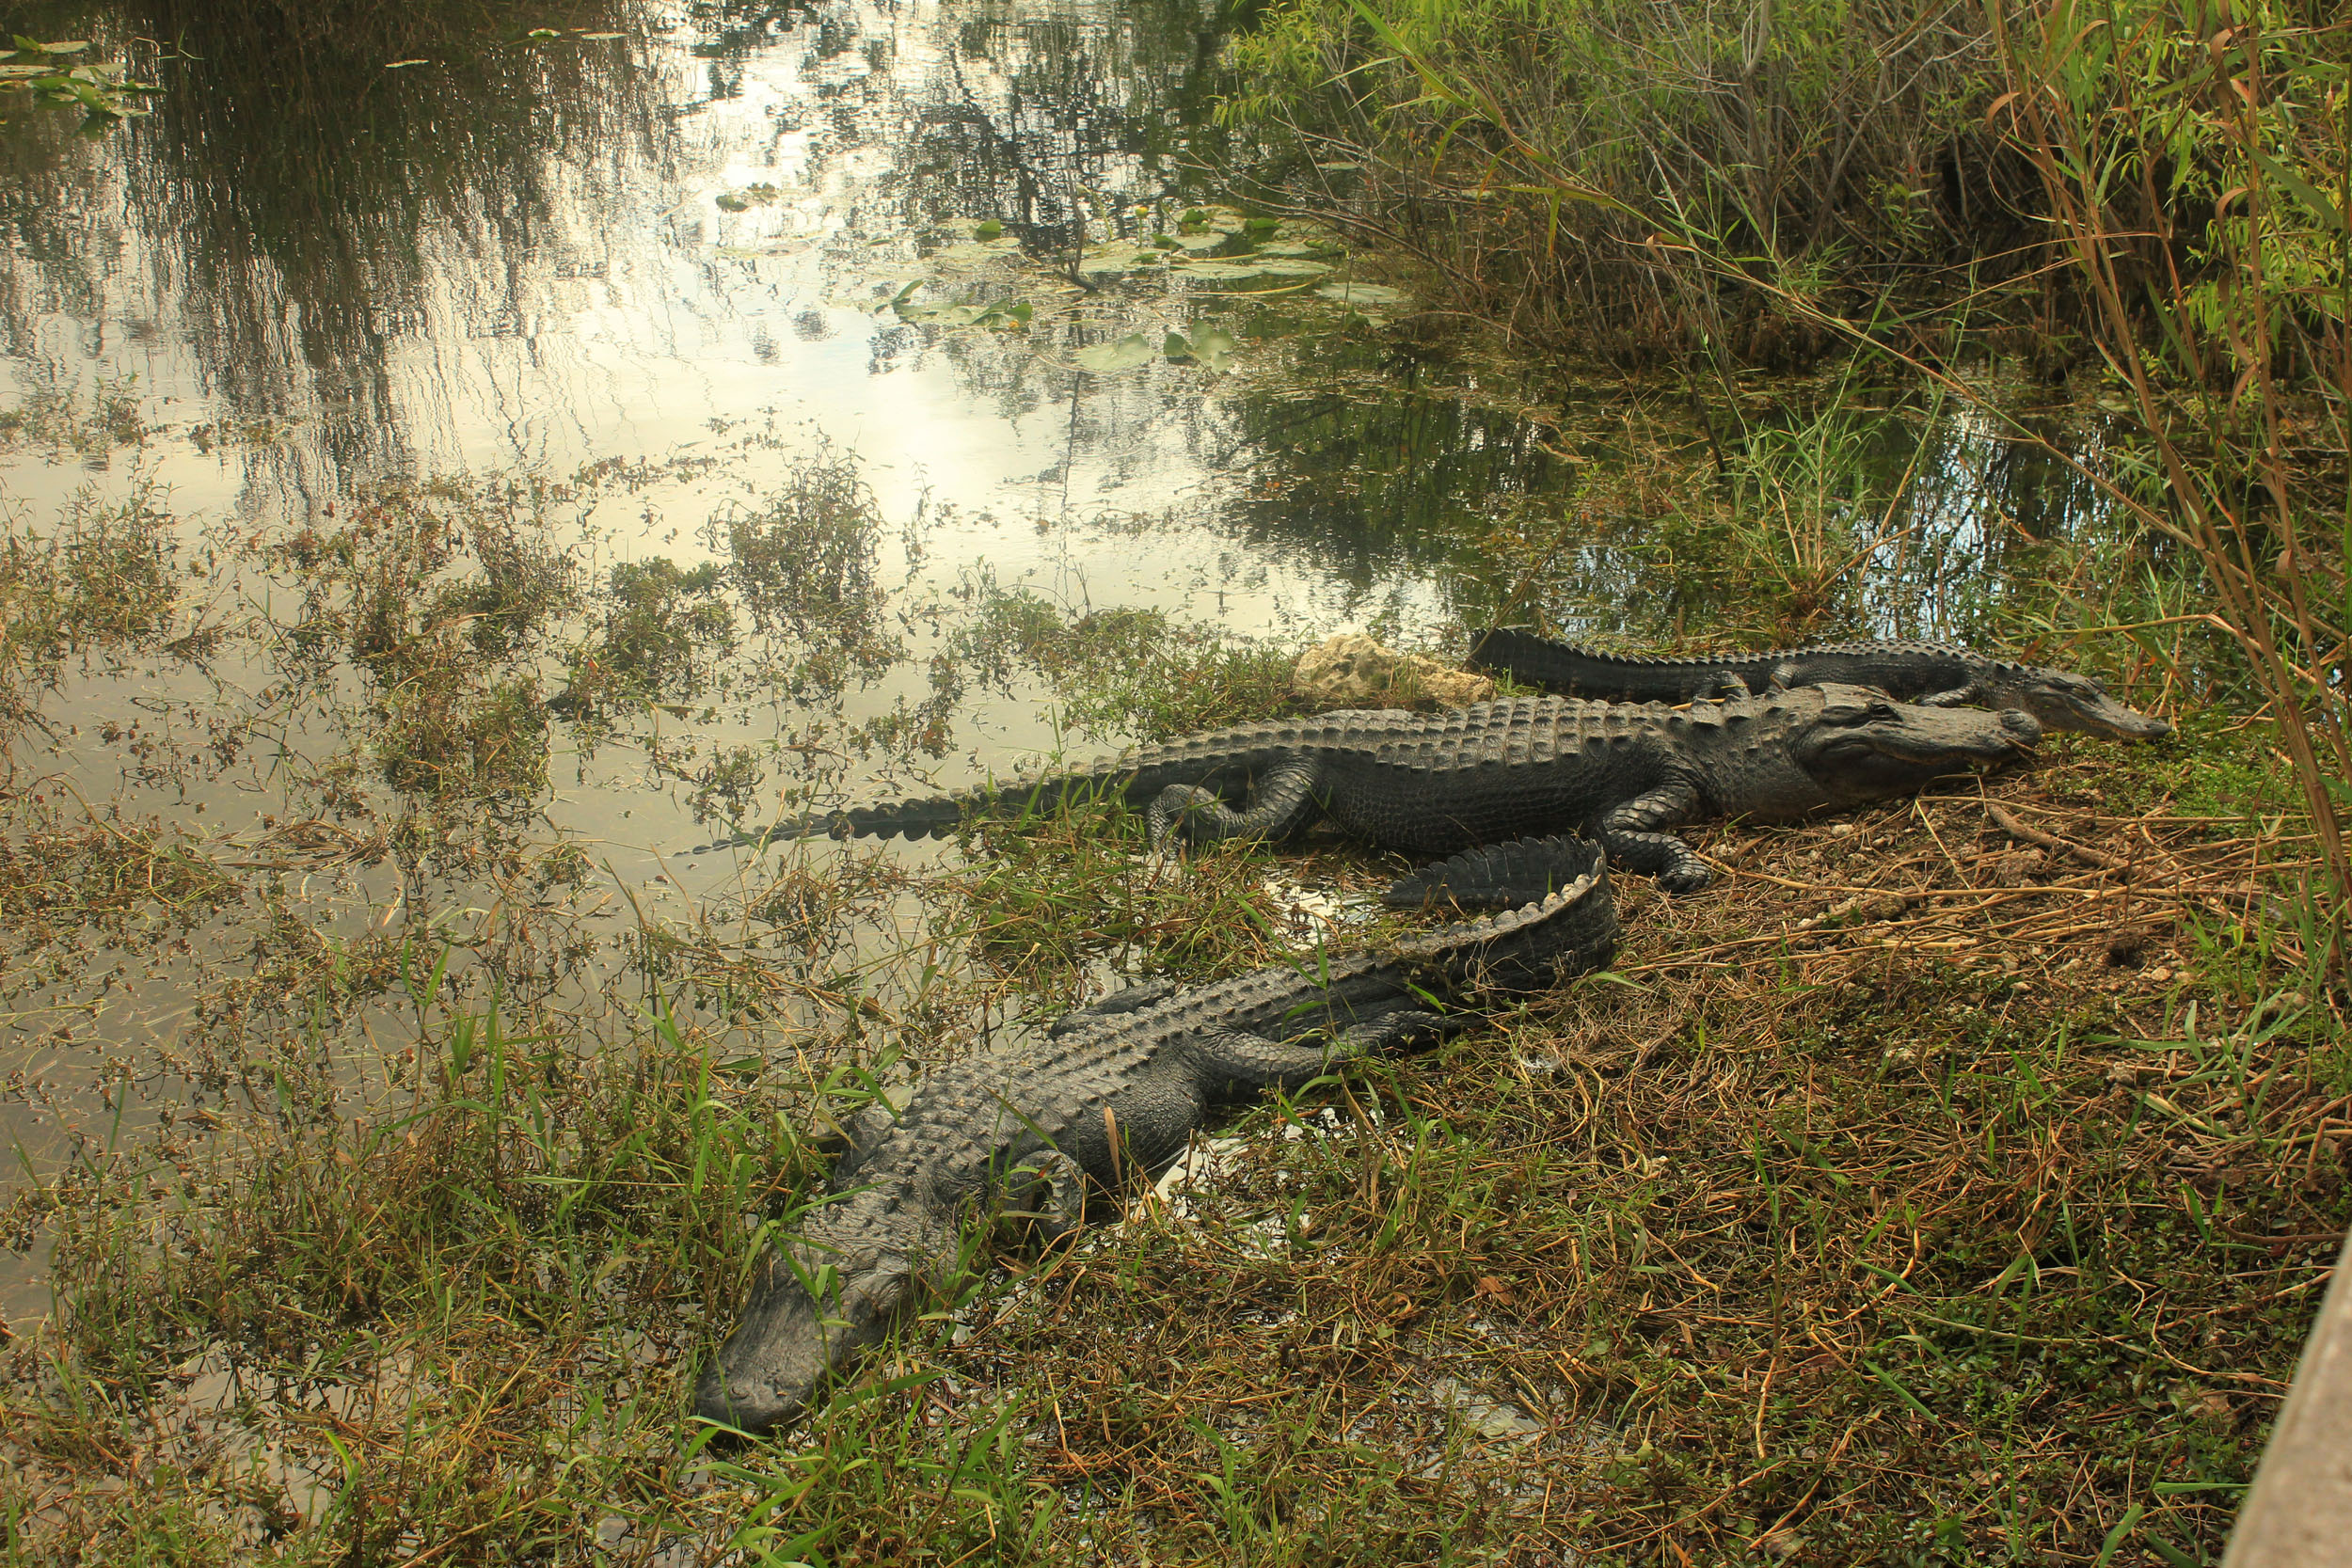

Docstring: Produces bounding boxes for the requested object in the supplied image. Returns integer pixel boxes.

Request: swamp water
[0,2,2148,1547]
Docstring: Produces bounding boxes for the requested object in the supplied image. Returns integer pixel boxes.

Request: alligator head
[1994,666,2172,741]
[692,1222,917,1436]
[1792,684,2040,802]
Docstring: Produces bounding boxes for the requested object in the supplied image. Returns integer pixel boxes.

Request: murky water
[0,0,2127,1322]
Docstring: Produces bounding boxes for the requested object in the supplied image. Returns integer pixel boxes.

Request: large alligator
[710,686,2039,894]
[693,836,1618,1434]
[1467,626,2169,741]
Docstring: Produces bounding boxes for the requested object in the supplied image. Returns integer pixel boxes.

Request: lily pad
[1177,259,1331,281]
[1074,333,1158,373]
[904,298,1032,330]
[1164,325,1238,373]
[1313,282,1411,308]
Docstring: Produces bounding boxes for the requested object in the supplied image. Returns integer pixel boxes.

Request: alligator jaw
[1796,688,2041,803]
[2039,685,2172,742]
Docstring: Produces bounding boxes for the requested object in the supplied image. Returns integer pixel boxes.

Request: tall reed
[1223,0,2024,363]
[1986,0,2349,958]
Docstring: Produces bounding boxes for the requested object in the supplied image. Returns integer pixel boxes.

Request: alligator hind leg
[1045,979,1181,1037]
[1145,754,1327,849]
[1597,781,1711,895]
[818,1100,901,1182]
[1002,1148,1092,1243]
[1185,1012,1468,1099]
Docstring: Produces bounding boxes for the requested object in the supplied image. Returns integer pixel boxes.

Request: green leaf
[2093,1505,2145,1568]
[2254,151,2348,237]
[1189,325,1237,372]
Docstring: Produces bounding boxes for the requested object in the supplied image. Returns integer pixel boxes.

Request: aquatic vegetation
[561,557,735,712]
[0,36,157,128]
[0,483,182,728]
[687,741,767,830]
[0,374,151,459]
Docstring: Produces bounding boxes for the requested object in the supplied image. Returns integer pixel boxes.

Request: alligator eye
[1866,703,1898,721]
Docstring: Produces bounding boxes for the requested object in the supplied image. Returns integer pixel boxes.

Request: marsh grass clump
[0,483,183,724]
[687,741,768,830]
[375,667,549,801]
[1224,0,2018,365]
[712,446,900,683]
[949,798,1315,990]
[945,585,1297,743]
[0,375,151,459]
[267,485,580,807]
[6,996,821,1560]
[558,557,735,713]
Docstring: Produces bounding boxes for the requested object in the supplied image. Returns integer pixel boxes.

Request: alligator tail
[1383,834,1604,910]
[729,770,1142,849]
[1466,626,1575,688]
[727,794,974,847]
[1469,626,1663,700]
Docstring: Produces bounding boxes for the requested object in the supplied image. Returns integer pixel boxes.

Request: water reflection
[0,0,1257,507]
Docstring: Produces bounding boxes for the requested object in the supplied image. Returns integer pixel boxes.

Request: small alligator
[707,685,2040,894]
[692,836,1618,1434]
[1467,626,2169,741]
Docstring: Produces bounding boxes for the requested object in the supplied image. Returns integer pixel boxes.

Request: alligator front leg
[1145,754,1327,848]
[1912,685,1981,708]
[1705,668,1759,699]
[1597,781,1711,894]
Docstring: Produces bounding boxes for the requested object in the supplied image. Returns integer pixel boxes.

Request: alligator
[708,685,2040,894]
[1466,626,2170,741]
[692,835,1619,1435]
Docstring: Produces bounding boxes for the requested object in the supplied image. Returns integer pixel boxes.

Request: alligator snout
[693,1363,803,1435]
[1995,708,2042,750]
[687,1363,818,1448]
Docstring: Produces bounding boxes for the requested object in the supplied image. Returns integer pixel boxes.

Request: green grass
[7,714,2341,1562]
